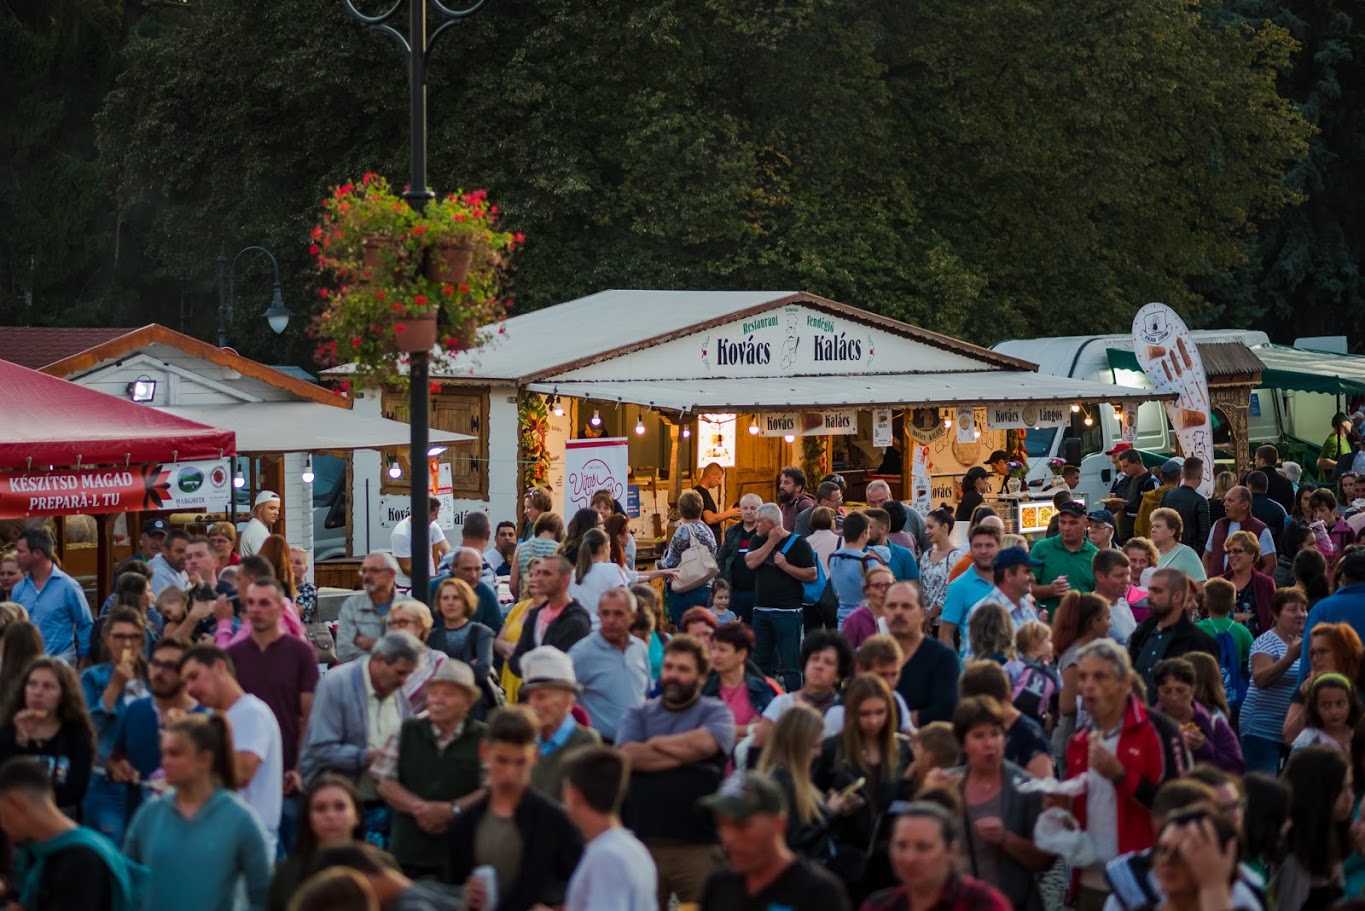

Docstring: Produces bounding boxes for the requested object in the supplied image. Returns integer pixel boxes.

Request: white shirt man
[391,498,447,592]
[239,491,281,558]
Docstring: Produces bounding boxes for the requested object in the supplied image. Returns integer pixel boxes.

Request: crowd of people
[3,449,1365,911]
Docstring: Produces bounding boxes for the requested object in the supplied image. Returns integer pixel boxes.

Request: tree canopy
[4,0,1347,364]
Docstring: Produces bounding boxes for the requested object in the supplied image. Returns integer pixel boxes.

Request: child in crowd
[709,579,738,626]
[906,722,959,787]
[1293,672,1362,755]
[1012,620,1060,730]
[1312,489,1356,564]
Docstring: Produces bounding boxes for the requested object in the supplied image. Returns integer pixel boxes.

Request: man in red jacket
[1063,639,1189,911]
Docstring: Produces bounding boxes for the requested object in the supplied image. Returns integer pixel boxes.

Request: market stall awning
[155,402,473,454]
[1109,343,1365,395]
[525,371,1172,412]
[0,358,235,470]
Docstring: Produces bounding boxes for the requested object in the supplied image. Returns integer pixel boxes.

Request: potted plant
[1046,456,1068,488]
[1006,460,1028,494]
[311,173,521,388]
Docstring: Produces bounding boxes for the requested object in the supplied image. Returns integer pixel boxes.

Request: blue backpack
[1214,627,1249,709]
[779,533,828,604]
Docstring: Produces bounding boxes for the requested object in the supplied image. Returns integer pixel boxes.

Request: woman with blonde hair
[1210,470,1238,524]
[1050,592,1111,756]
[659,489,718,627]
[207,521,239,567]
[383,600,444,714]
[569,528,628,628]
[257,534,297,598]
[510,511,563,600]
[496,557,542,703]
[426,578,495,716]
[758,702,834,857]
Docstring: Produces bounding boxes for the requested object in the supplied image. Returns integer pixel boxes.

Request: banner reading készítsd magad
[0,459,231,518]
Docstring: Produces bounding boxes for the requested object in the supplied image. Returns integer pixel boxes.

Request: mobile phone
[835,777,867,802]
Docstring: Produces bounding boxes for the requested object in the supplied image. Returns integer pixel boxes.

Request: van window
[1023,427,1057,458]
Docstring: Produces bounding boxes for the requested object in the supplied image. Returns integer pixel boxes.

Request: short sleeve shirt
[1029,535,1099,617]
[615,695,736,757]
[750,533,816,610]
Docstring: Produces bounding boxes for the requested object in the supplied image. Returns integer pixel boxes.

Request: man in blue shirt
[937,523,1000,654]
[12,528,92,665]
[147,529,189,597]
[1300,551,1365,685]
[865,507,920,582]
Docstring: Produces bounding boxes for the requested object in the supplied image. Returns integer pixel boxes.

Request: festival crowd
[2,446,1365,911]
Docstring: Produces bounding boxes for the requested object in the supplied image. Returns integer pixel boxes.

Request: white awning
[526,371,1172,411]
[155,402,473,454]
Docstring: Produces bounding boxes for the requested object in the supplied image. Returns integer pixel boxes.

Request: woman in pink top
[839,565,895,649]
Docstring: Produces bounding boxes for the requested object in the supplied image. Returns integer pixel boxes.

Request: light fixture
[301,455,315,485]
[264,284,293,335]
[427,445,447,457]
[783,434,795,443]
[748,418,759,435]
[634,413,646,435]
[944,415,953,429]
[681,425,692,439]
[1083,411,1094,427]
[126,376,156,403]
[1070,403,1081,413]
[590,410,601,427]
[551,396,564,417]
[973,427,981,439]
[387,456,402,479]
[232,469,245,490]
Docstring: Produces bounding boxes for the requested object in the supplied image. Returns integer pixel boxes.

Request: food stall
[336,291,1172,554]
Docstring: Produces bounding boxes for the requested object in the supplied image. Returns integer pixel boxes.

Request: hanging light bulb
[748,418,759,435]
[944,415,953,429]
[635,413,646,435]
[590,410,601,427]
[783,434,795,443]
[387,456,402,479]
[973,427,981,440]
[1070,403,1081,413]
[682,425,692,439]
[551,396,564,418]
[1083,412,1094,427]
[301,454,315,485]
[232,469,245,490]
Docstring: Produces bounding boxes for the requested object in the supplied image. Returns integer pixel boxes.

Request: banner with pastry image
[1132,302,1214,497]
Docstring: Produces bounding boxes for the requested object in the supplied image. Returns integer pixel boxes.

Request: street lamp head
[265,285,292,335]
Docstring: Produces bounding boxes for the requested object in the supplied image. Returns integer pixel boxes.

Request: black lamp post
[340,0,489,605]
[217,244,294,349]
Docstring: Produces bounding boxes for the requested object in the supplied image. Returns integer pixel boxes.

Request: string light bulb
[682,425,692,438]
[232,469,245,490]
[944,415,953,429]
[387,457,402,479]
[973,427,981,439]
[1083,412,1094,427]
[635,414,646,435]
[783,434,795,443]
[301,455,315,485]
[551,396,564,417]
[590,410,602,427]
[748,418,759,435]
[1070,403,1081,413]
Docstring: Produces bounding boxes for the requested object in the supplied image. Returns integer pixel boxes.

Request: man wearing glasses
[336,552,400,663]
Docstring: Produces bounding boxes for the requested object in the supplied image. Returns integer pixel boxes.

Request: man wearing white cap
[239,490,280,558]
[519,646,600,800]
[373,657,487,878]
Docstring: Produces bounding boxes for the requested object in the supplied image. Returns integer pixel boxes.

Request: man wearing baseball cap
[1087,508,1117,551]
[373,658,486,878]
[1028,501,1099,619]
[1102,442,1135,510]
[698,772,849,911]
[239,490,280,558]
[961,547,1041,660]
[518,646,600,800]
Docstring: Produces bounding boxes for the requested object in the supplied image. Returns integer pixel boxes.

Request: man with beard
[147,529,190,598]
[105,637,199,829]
[1126,568,1218,694]
[336,551,400,663]
[776,467,816,532]
[226,579,319,838]
[616,636,736,910]
[509,557,592,675]
[487,521,518,577]
[884,581,959,726]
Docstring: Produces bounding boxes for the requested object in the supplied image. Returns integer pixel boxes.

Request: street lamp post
[217,244,294,349]
[341,0,490,605]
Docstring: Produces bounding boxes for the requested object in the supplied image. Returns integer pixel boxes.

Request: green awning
[1106,344,1365,395]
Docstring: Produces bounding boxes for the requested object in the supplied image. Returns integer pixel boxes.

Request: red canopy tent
[0,358,235,469]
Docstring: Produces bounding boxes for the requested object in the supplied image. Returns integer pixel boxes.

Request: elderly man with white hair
[449,545,504,630]
[744,502,818,691]
[715,492,765,624]
[568,587,650,742]
[336,551,400,663]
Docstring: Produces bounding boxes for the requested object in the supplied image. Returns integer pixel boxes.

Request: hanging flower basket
[310,174,523,389]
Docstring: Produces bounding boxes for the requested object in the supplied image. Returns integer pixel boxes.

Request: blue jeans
[753,608,803,693]
[1241,733,1285,775]
[730,590,756,626]
[82,774,138,844]
[667,585,711,629]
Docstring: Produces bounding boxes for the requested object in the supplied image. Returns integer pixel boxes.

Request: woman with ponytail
[124,714,271,911]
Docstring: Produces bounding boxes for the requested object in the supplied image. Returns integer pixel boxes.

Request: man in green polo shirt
[1029,501,1098,620]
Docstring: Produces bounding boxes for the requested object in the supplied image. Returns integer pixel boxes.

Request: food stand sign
[759,410,857,438]
[1132,302,1213,496]
[564,437,630,512]
[985,404,1069,430]
[0,458,231,519]
[872,409,893,447]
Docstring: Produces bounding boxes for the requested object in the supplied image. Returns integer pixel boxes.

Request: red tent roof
[0,359,236,470]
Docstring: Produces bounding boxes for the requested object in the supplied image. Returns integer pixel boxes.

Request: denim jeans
[1241,733,1285,775]
[82,773,138,844]
[667,585,711,630]
[730,590,756,626]
[753,608,803,692]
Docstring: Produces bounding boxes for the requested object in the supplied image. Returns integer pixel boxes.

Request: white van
[990,330,1340,509]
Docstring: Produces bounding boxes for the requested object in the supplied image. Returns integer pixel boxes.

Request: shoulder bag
[671,524,719,593]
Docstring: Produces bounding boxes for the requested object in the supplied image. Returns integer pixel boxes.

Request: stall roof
[524,372,1172,412]
[393,290,1036,382]
[1109,343,1365,395]
[0,359,236,470]
[154,403,473,454]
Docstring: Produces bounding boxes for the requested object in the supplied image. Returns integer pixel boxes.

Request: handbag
[304,621,338,665]
[671,524,719,593]
[463,625,507,711]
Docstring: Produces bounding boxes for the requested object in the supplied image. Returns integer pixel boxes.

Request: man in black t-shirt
[699,771,850,911]
[744,504,818,692]
[716,493,764,624]
[696,462,741,540]
[0,757,136,911]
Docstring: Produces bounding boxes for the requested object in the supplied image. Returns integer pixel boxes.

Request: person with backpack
[1011,620,1060,731]
[827,512,885,627]
[0,756,147,911]
[1195,578,1252,715]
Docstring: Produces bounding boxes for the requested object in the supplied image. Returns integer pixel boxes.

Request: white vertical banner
[911,444,933,515]
[1132,303,1213,496]
[564,437,630,513]
[1121,402,1139,444]
[955,406,975,444]
[872,408,894,447]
